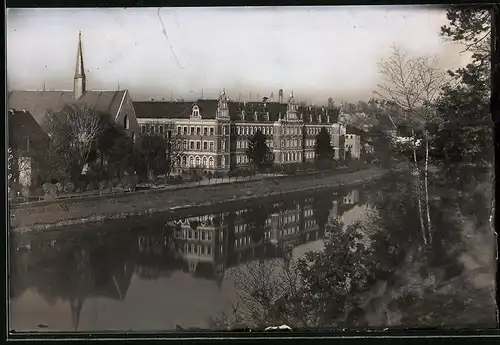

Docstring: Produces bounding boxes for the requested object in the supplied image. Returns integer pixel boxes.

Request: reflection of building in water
[10,187,365,328]
[10,231,136,330]
[343,189,360,204]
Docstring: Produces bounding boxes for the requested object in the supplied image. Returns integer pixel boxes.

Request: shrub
[21,186,31,197]
[116,183,124,189]
[42,182,58,197]
[122,174,139,191]
[111,178,121,187]
[55,182,64,193]
[42,182,53,195]
[98,181,108,191]
[64,182,76,193]
[86,180,98,191]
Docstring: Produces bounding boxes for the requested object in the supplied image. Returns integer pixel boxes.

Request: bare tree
[374,45,447,245]
[45,104,106,181]
[227,257,310,329]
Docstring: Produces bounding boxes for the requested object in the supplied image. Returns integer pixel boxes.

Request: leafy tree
[91,123,134,179]
[246,129,273,172]
[314,127,333,169]
[242,203,274,246]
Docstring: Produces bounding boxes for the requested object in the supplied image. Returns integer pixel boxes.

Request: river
[9,169,496,332]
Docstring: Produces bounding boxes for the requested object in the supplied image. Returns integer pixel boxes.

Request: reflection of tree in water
[241,202,275,247]
[210,168,495,329]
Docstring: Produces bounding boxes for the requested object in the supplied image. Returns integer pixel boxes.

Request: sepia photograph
[7,5,497,333]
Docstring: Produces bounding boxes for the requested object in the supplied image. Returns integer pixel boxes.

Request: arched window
[202,156,207,167]
[189,156,194,167]
[182,156,187,166]
[209,157,214,168]
[191,105,201,119]
[195,156,201,167]
[221,156,226,167]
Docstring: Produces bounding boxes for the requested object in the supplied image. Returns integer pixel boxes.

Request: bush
[55,182,64,193]
[122,174,139,191]
[85,180,98,191]
[116,183,124,189]
[111,178,121,187]
[21,186,31,197]
[98,181,108,191]
[64,182,76,193]
[42,182,58,197]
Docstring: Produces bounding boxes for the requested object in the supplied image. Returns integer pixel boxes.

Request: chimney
[279,89,283,104]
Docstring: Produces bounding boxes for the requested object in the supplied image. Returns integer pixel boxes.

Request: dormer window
[191,105,201,119]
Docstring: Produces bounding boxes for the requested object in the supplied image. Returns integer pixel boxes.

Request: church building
[8,32,141,143]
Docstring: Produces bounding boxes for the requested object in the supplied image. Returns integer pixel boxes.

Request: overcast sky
[7,6,469,104]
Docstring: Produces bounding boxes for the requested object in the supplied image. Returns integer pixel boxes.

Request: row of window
[140,124,173,136]
[174,229,215,241]
[237,155,250,164]
[280,151,302,162]
[177,125,216,136]
[177,155,216,169]
[181,140,216,152]
[279,213,300,226]
[305,220,317,229]
[282,138,302,148]
[304,151,315,159]
[237,126,273,136]
[181,243,213,256]
[236,140,273,150]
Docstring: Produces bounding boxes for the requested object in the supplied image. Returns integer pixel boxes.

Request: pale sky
[7,6,469,104]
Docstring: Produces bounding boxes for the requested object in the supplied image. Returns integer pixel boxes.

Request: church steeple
[74,31,86,100]
[70,297,83,331]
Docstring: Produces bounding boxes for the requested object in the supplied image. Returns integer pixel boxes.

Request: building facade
[134,91,360,175]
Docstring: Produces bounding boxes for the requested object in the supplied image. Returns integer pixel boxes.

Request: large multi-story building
[133,91,360,176]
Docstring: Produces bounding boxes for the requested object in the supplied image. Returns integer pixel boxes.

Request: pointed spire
[70,297,83,331]
[74,31,86,100]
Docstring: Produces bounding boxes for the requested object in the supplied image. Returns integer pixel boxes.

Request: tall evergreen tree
[314,128,333,168]
[431,6,494,171]
[246,129,273,172]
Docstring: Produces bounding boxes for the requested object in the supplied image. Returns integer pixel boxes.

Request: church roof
[8,109,47,141]
[7,90,127,127]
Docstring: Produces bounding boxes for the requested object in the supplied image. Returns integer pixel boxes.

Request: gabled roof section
[299,105,340,124]
[133,99,218,120]
[8,109,47,140]
[232,101,287,122]
[8,90,127,127]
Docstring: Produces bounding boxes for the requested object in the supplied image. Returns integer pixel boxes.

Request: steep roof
[346,125,365,136]
[8,109,47,140]
[231,101,287,122]
[133,100,219,120]
[299,105,340,124]
[8,90,127,127]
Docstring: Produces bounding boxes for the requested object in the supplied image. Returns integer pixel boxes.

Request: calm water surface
[9,171,496,331]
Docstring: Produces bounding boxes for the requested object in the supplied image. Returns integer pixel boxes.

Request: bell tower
[74,31,86,100]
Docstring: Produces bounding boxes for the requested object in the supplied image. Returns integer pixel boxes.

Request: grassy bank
[10,167,389,234]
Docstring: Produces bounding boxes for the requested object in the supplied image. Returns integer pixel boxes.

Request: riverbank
[10,167,390,234]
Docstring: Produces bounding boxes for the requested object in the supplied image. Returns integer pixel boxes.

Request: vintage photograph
[7,6,496,332]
